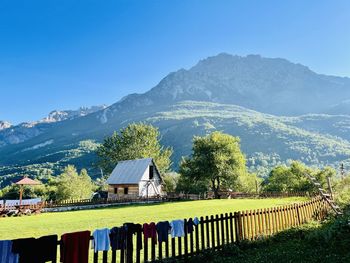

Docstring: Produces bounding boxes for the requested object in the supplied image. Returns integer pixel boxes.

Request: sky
[0,0,349,124]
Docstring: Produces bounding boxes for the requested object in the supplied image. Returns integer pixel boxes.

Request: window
[149,165,154,180]
[114,187,118,194]
[124,187,129,195]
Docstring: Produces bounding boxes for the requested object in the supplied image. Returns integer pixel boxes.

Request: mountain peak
[128,53,350,116]
[40,105,108,123]
[0,121,11,130]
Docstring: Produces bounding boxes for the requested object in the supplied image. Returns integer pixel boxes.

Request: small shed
[106,158,163,198]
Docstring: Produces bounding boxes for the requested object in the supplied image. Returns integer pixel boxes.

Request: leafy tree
[263,161,336,192]
[162,172,180,193]
[179,131,248,198]
[0,181,51,200]
[334,175,350,206]
[176,175,209,194]
[235,172,261,193]
[55,165,95,201]
[96,123,173,174]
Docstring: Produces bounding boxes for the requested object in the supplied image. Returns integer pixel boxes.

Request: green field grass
[0,197,307,240]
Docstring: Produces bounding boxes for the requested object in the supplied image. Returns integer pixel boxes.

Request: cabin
[106,158,163,198]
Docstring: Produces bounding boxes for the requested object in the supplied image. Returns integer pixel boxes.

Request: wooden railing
[42,196,164,208]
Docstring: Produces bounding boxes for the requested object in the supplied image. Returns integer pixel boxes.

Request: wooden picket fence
[42,196,329,263]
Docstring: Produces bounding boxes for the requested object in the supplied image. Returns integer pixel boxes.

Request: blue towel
[193,217,200,225]
[0,240,18,263]
[92,228,110,252]
[170,220,185,238]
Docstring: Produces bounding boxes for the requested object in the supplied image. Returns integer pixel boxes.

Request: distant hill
[1,54,350,187]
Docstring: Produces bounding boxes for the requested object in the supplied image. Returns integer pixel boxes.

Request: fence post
[296,204,301,225]
[234,211,243,242]
[327,177,334,200]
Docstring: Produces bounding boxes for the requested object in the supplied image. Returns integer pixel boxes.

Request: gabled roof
[106,158,159,185]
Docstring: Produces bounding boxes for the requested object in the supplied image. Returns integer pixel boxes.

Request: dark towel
[109,227,126,250]
[60,231,90,263]
[187,218,195,233]
[12,235,58,263]
[123,223,142,250]
[37,235,58,262]
[156,221,171,243]
[143,222,157,243]
[12,238,37,263]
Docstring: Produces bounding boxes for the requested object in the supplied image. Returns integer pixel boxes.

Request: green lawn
[0,197,306,240]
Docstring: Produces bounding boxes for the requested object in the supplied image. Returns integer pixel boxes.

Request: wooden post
[327,176,334,200]
[19,185,23,208]
[296,204,301,225]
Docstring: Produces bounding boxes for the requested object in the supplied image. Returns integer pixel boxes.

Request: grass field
[0,197,307,240]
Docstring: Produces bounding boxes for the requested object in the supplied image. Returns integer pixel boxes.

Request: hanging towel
[193,217,200,225]
[11,235,57,263]
[37,235,58,262]
[170,220,185,238]
[0,240,18,263]
[109,227,126,250]
[143,223,157,244]
[60,231,90,263]
[92,228,110,252]
[12,238,36,263]
[187,218,195,234]
[123,223,143,250]
[156,221,171,243]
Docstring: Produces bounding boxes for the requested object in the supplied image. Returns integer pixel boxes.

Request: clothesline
[0,216,200,263]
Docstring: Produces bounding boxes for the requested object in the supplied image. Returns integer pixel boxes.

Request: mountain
[116,53,350,116]
[0,105,107,148]
[1,54,350,187]
[0,121,11,131]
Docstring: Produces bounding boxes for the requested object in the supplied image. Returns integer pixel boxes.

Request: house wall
[138,165,163,197]
[108,184,139,199]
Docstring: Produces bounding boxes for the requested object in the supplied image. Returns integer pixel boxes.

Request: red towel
[60,231,91,263]
[143,222,157,244]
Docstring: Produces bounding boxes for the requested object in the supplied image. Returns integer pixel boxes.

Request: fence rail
[42,191,310,208]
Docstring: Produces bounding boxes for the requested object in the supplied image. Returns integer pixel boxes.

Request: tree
[179,131,248,198]
[263,161,336,192]
[334,175,350,206]
[55,165,95,201]
[162,172,180,193]
[96,123,173,174]
[235,172,261,193]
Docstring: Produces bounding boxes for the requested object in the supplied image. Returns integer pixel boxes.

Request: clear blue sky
[1,0,349,124]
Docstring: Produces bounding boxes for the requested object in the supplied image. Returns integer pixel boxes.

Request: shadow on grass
[160,208,350,263]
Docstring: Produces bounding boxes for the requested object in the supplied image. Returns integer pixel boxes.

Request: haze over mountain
[1,54,350,187]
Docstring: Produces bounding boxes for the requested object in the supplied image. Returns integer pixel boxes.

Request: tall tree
[263,161,336,192]
[96,123,173,174]
[180,131,248,198]
[55,165,94,201]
